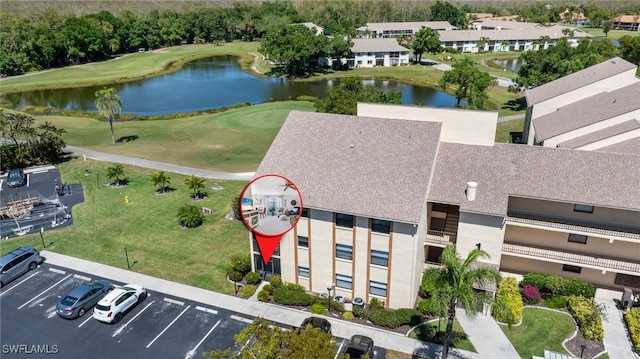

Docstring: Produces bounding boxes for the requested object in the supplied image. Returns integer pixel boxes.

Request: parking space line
[18,274,71,309]
[78,315,93,328]
[112,300,155,337]
[0,271,40,296]
[146,305,191,348]
[334,339,347,359]
[195,306,218,315]
[230,315,253,324]
[185,319,221,357]
[49,268,66,275]
[164,297,185,306]
[73,274,91,281]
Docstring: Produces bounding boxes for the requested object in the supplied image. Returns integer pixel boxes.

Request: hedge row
[493,277,523,324]
[625,307,640,353]
[367,308,423,328]
[567,295,604,341]
[521,273,595,298]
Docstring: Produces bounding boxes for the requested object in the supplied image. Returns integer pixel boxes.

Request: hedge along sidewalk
[455,307,520,359]
[594,296,639,359]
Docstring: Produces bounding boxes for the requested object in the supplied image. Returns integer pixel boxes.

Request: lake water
[491,58,525,73]
[7,56,460,116]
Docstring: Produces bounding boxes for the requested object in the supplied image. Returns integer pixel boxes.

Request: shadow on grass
[116,135,139,143]
[411,322,470,349]
[502,96,527,112]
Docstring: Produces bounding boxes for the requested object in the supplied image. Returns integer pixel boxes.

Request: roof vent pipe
[466,182,478,201]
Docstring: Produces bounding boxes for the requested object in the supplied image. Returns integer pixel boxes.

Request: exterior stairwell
[443,207,460,241]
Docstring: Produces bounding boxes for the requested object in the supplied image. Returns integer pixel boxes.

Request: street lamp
[326,283,335,312]
[123,247,131,269]
[40,227,46,248]
[580,344,587,358]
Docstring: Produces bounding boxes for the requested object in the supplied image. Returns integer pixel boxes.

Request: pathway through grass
[408,318,476,353]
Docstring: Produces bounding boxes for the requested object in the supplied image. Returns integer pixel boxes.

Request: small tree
[184,174,206,200]
[106,164,125,186]
[603,20,613,37]
[94,86,121,145]
[150,171,170,193]
[177,204,204,228]
[500,40,510,52]
[477,36,490,58]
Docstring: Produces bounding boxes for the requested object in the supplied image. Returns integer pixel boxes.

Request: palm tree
[562,28,574,38]
[477,37,490,59]
[421,245,501,359]
[538,35,551,50]
[184,174,206,200]
[106,164,125,186]
[151,171,171,193]
[500,40,509,52]
[94,87,122,145]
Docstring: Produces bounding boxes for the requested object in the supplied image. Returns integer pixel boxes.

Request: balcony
[425,230,456,247]
[502,242,640,275]
[507,210,640,241]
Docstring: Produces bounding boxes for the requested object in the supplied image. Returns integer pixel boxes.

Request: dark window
[298,236,309,248]
[370,250,389,267]
[253,233,279,255]
[371,219,390,234]
[568,234,588,244]
[301,208,309,218]
[336,213,354,228]
[562,264,582,273]
[336,274,352,290]
[254,254,281,275]
[574,204,594,213]
[298,266,309,278]
[336,244,353,260]
[369,281,387,297]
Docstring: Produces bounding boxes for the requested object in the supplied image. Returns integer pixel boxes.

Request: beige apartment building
[249,104,640,309]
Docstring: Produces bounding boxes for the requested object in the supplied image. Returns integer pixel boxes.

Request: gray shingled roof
[437,25,590,42]
[557,120,640,149]
[358,21,456,31]
[473,20,542,30]
[255,111,442,224]
[351,38,409,53]
[429,143,640,216]
[596,137,640,156]
[533,82,640,141]
[525,57,637,106]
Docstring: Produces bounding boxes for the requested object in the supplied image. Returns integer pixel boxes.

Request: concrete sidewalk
[456,308,520,359]
[595,289,639,359]
[40,251,489,359]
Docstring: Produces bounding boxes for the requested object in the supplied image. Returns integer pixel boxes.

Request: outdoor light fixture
[326,283,335,312]
[476,243,482,250]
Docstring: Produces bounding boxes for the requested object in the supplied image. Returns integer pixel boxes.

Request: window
[369,281,387,297]
[336,244,353,260]
[298,236,309,248]
[301,207,309,218]
[298,266,309,278]
[371,219,390,234]
[568,234,587,244]
[562,264,582,273]
[574,204,594,213]
[367,60,373,64]
[335,213,354,228]
[336,274,352,290]
[253,233,280,256]
[370,250,389,267]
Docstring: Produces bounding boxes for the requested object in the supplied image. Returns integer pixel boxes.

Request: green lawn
[579,27,640,40]
[408,319,477,353]
[501,307,576,359]
[496,119,526,143]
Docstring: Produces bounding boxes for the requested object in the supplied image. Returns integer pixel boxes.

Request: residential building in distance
[356,21,457,38]
[522,57,640,149]
[559,8,589,26]
[297,22,324,36]
[470,19,543,30]
[249,104,640,309]
[612,15,640,31]
[321,38,410,68]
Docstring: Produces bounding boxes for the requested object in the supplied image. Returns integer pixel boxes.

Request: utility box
[621,288,635,310]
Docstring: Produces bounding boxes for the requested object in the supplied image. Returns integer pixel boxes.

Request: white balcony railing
[425,230,456,246]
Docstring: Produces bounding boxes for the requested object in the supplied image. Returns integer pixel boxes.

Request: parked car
[300,316,332,334]
[56,280,114,319]
[6,168,27,188]
[0,246,41,288]
[93,284,147,324]
[344,335,374,359]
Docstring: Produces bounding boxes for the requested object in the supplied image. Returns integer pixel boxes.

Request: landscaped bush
[268,275,283,289]
[544,295,568,309]
[493,277,523,325]
[245,271,261,285]
[227,270,243,282]
[262,284,273,295]
[257,289,271,302]
[273,287,314,306]
[417,298,438,316]
[311,302,326,314]
[624,307,640,353]
[353,305,366,318]
[562,278,596,298]
[522,285,541,305]
[283,282,305,292]
[228,254,252,276]
[343,311,355,320]
[520,273,595,298]
[330,300,346,313]
[239,285,257,299]
[567,295,604,341]
[370,297,385,310]
[177,204,204,228]
[368,308,423,329]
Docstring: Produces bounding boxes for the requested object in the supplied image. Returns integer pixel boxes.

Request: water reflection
[491,58,525,73]
[9,56,460,116]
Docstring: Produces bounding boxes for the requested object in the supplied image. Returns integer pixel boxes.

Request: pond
[6,56,461,116]
[491,58,525,73]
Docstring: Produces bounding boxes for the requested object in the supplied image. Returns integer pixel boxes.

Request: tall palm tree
[476,37,490,59]
[94,87,121,145]
[500,40,510,52]
[421,245,501,359]
[151,171,171,193]
[184,174,206,200]
[106,164,125,186]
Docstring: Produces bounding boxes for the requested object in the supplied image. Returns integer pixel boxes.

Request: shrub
[177,204,204,228]
[343,312,355,321]
[544,295,568,309]
[273,287,314,306]
[370,297,385,310]
[257,290,271,302]
[562,278,596,298]
[567,295,604,341]
[520,273,595,298]
[239,285,257,299]
[283,282,305,292]
[269,275,283,289]
[493,277,523,325]
[368,308,422,328]
[353,305,366,319]
[624,307,640,353]
[522,285,541,305]
[245,271,261,285]
[417,298,438,316]
[297,95,318,102]
[227,270,243,282]
[311,302,326,314]
[229,254,252,276]
[330,300,346,313]
[262,284,274,295]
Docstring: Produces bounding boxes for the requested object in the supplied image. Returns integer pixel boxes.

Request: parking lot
[1,263,386,359]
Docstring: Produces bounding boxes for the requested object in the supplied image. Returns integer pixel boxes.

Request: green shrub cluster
[311,303,326,314]
[493,277,523,325]
[268,275,283,288]
[273,287,314,306]
[624,308,640,353]
[257,289,271,302]
[367,307,423,328]
[521,273,595,298]
[417,298,438,316]
[544,295,568,309]
[343,312,355,321]
[262,284,274,294]
[239,285,257,299]
[245,271,261,285]
[353,305,366,318]
[567,296,604,341]
[227,254,252,283]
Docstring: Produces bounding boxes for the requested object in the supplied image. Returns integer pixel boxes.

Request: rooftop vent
[466,182,478,201]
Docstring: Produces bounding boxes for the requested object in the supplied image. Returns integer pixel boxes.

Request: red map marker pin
[240,174,302,265]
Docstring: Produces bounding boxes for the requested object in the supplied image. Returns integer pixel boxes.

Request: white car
[93,284,147,324]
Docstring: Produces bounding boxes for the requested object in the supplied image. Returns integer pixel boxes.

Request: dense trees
[430,1,468,29]
[401,26,441,63]
[314,77,402,115]
[619,35,640,66]
[259,24,329,76]
[439,57,497,110]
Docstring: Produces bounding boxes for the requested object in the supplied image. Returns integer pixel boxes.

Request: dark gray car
[0,246,41,287]
[56,280,114,319]
[6,169,27,188]
[344,335,374,359]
